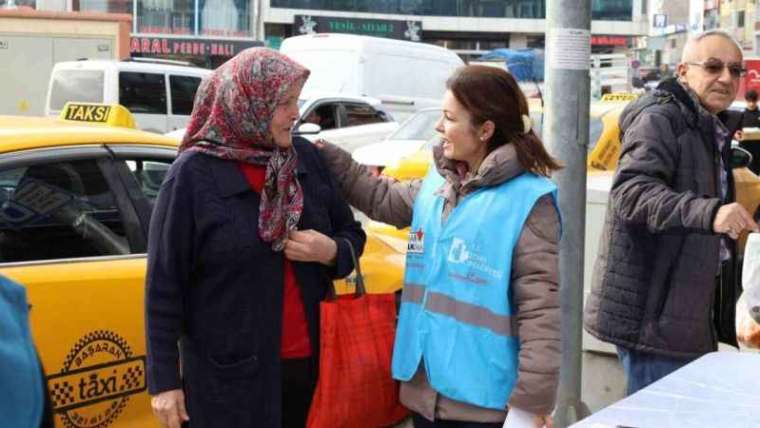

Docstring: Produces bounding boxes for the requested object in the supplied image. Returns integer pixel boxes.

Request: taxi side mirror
[295,123,321,135]
[731,147,753,169]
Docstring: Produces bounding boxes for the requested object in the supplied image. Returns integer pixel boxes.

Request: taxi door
[0,145,163,428]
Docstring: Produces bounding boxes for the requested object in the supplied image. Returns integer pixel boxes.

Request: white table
[570,352,760,428]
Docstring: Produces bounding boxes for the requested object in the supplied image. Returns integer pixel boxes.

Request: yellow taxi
[0,103,403,428]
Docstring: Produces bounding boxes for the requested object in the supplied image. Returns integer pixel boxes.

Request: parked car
[353,98,546,176]
[0,102,403,428]
[352,107,441,173]
[167,93,399,153]
[46,58,212,134]
[280,33,463,122]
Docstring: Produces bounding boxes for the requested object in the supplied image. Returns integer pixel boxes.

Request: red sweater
[239,163,312,359]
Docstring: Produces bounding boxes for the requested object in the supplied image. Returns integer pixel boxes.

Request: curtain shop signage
[130,36,263,58]
[295,15,422,41]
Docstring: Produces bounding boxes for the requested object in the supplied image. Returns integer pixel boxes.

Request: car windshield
[49,70,105,111]
[389,109,441,141]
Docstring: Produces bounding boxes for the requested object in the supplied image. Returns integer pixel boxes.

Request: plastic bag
[307,240,408,428]
[737,233,760,349]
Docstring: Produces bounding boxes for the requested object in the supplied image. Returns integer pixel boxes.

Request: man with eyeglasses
[585,30,759,395]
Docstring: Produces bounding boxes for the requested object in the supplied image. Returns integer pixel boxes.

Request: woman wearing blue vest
[318,65,561,428]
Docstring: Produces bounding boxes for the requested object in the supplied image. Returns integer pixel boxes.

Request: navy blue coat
[145,138,365,427]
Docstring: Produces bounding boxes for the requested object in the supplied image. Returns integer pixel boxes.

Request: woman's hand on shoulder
[284,229,337,265]
[151,389,189,428]
[313,138,329,149]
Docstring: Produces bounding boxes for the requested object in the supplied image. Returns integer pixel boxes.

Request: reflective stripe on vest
[402,283,516,337]
[401,282,425,304]
[392,168,558,410]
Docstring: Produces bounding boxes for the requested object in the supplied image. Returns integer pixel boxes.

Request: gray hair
[681,30,743,62]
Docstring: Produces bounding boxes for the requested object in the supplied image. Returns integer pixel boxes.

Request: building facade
[712,0,757,55]
[260,0,648,59]
[3,0,649,65]
[636,0,760,70]
[2,0,262,67]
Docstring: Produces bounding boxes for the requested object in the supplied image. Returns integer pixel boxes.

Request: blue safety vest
[393,169,557,410]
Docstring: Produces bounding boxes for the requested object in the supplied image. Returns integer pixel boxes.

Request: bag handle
[328,238,366,299]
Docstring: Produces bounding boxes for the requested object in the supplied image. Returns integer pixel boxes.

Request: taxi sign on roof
[600,93,638,102]
[60,103,136,129]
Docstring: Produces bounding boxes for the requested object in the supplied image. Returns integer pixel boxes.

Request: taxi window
[49,70,105,111]
[119,72,167,115]
[124,159,172,203]
[0,160,130,263]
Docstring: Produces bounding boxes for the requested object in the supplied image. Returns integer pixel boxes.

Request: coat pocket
[204,332,263,402]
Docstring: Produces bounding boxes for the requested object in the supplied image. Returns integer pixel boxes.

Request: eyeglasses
[687,59,746,78]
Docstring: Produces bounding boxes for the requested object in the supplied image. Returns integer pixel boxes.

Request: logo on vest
[408,228,425,254]
[447,238,503,280]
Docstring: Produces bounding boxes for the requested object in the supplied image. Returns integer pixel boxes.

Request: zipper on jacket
[713,270,722,345]
[710,119,725,347]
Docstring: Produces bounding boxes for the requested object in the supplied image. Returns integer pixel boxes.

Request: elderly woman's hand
[284,230,337,265]
[151,389,189,428]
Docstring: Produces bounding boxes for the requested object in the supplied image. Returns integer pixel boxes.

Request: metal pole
[253,0,262,41]
[194,0,199,36]
[545,0,592,426]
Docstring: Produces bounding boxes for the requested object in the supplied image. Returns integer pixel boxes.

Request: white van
[280,34,463,122]
[46,59,212,133]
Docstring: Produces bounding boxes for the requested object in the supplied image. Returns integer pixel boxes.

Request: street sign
[294,15,422,42]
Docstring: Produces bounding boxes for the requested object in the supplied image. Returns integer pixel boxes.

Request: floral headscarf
[179,47,310,251]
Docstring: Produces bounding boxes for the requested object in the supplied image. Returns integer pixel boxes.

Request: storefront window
[0,0,36,8]
[199,0,249,37]
[137,0,193,34]
[591,0,632,21]
[704,9,719,30]
[128,0,250,36]
[271,0,632,20]
[78,0,131,13]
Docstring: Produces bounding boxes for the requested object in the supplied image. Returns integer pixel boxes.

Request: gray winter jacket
[319,142,560,420]
[584,78,741,358]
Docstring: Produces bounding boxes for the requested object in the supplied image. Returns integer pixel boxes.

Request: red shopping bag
[307,240,409,428]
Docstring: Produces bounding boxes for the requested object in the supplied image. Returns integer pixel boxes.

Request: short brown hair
[446,65,561,176]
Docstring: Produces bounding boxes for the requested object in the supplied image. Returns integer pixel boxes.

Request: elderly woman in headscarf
[145,48,366,428]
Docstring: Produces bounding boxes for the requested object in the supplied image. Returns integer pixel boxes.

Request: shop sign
[653,13,668,28]
[590,36,628,46]
[295,15,422,41]
[130,36,263,58]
